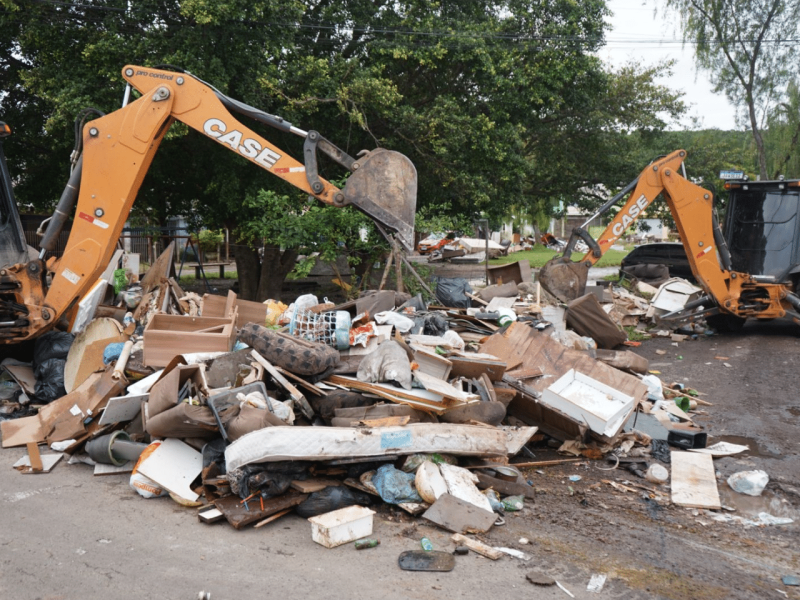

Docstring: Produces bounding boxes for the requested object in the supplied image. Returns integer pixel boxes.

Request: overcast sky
[601,0,739,131]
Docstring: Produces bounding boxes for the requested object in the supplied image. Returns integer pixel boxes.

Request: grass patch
[490,245,632,268]
[624,325,649,341]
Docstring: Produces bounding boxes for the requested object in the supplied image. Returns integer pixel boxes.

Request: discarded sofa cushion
[566,294,627,349]
[238,323,339,376]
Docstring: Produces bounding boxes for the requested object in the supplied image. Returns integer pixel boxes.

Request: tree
[663,0,800,179]
[2,0,689,301]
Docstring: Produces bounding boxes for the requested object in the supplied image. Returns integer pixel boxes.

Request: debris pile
[0,250,792,569]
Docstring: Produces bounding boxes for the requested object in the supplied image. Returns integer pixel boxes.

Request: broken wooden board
[64,317,126,393]
[202,291,270,329]
[1,369,126,448]
[448,355,507,382]
[358,416,411,427]
[98,394,146,426]
[327,374,448,414]
[412,347,452,380]
[214,492,307,530]
[3,363,36,397]
[144,313,236,368]
[254,507,293,528]
[488,326,648,442]
[250,350,314,419]
[670,451,721,509]
[413,370,477,404]
[450,533,503,560]
[140,241,176,295]
[422,493,497,534]
[478,322,537,371]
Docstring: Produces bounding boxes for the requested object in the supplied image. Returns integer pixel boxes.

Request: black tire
[706,313,747,332]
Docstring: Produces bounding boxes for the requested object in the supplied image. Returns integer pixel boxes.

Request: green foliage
[662,0,800,179]
[196,229,224,252]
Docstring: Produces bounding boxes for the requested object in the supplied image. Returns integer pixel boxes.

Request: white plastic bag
[374,311,416,333]
[728,470,769,496]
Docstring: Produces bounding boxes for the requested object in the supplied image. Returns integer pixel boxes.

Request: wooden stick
[394,248,404,293]
[451,534,502,560]
[397,252,435,297]
[508,458,583,468]
[378,252,393,291]
[254,508,292,529]
[26,443,42,472]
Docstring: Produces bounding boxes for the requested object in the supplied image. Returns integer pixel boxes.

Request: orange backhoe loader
[0,65,417,343]
[539,149,800,330]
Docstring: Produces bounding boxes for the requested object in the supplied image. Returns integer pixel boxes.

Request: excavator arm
[539,150,800,323]
[0,65,417,342]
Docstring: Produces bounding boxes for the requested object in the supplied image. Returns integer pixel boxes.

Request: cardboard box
[540,369,634,438]
[147,359,209,418]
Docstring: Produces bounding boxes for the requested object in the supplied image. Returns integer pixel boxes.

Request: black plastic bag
[295,486,372,518]
[228,461,310,499]
[33,358,66,403]
[434,277,472,309]
[423,313,449,336]
[33,331,74,367]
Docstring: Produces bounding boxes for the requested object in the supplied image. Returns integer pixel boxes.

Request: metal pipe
[39,156,83,254]
[122,83,132,107]
[711,210,733,272]
[658,295,713,320]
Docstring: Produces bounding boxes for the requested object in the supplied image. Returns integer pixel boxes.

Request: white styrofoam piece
[98,394,147,425]
[651,278,702,313]
[308,505,375,548]
[94,461,134,475]
[126,369,164,396]
[137,438,202,502]
[541,369,634,437]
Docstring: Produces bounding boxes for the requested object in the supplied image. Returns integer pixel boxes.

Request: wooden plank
[485,297,516,311]
[214,492,307,530]
[276,367,326,397]
[254,508,293,529]
[450,534,502,560]
[326,375,448,414]
[13,450,62,474]
[290,478,343,493]
[478,322,536,371]
[27,443,42,471]
[250,351,314,419]
[412,347,452,380]
[448,356,507,382]
[413,370,477,404]
[670,451,721,509]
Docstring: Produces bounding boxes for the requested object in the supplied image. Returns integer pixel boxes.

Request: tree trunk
[257,243,299,301]
[748,92,768,180]
[234,247,261,301]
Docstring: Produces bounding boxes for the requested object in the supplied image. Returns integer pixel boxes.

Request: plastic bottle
[420,537,433,552]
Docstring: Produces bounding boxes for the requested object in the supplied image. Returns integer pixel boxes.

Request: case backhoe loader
[539,149,800,330]
[0,65,417,343]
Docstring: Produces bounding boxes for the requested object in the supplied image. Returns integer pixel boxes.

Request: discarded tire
[238,323,339,376]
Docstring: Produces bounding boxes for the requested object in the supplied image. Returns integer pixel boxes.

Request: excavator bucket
[538,257,590,304]
[342,148,417,251]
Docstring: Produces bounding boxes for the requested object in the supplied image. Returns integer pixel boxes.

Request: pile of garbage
[0,247,790,552]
